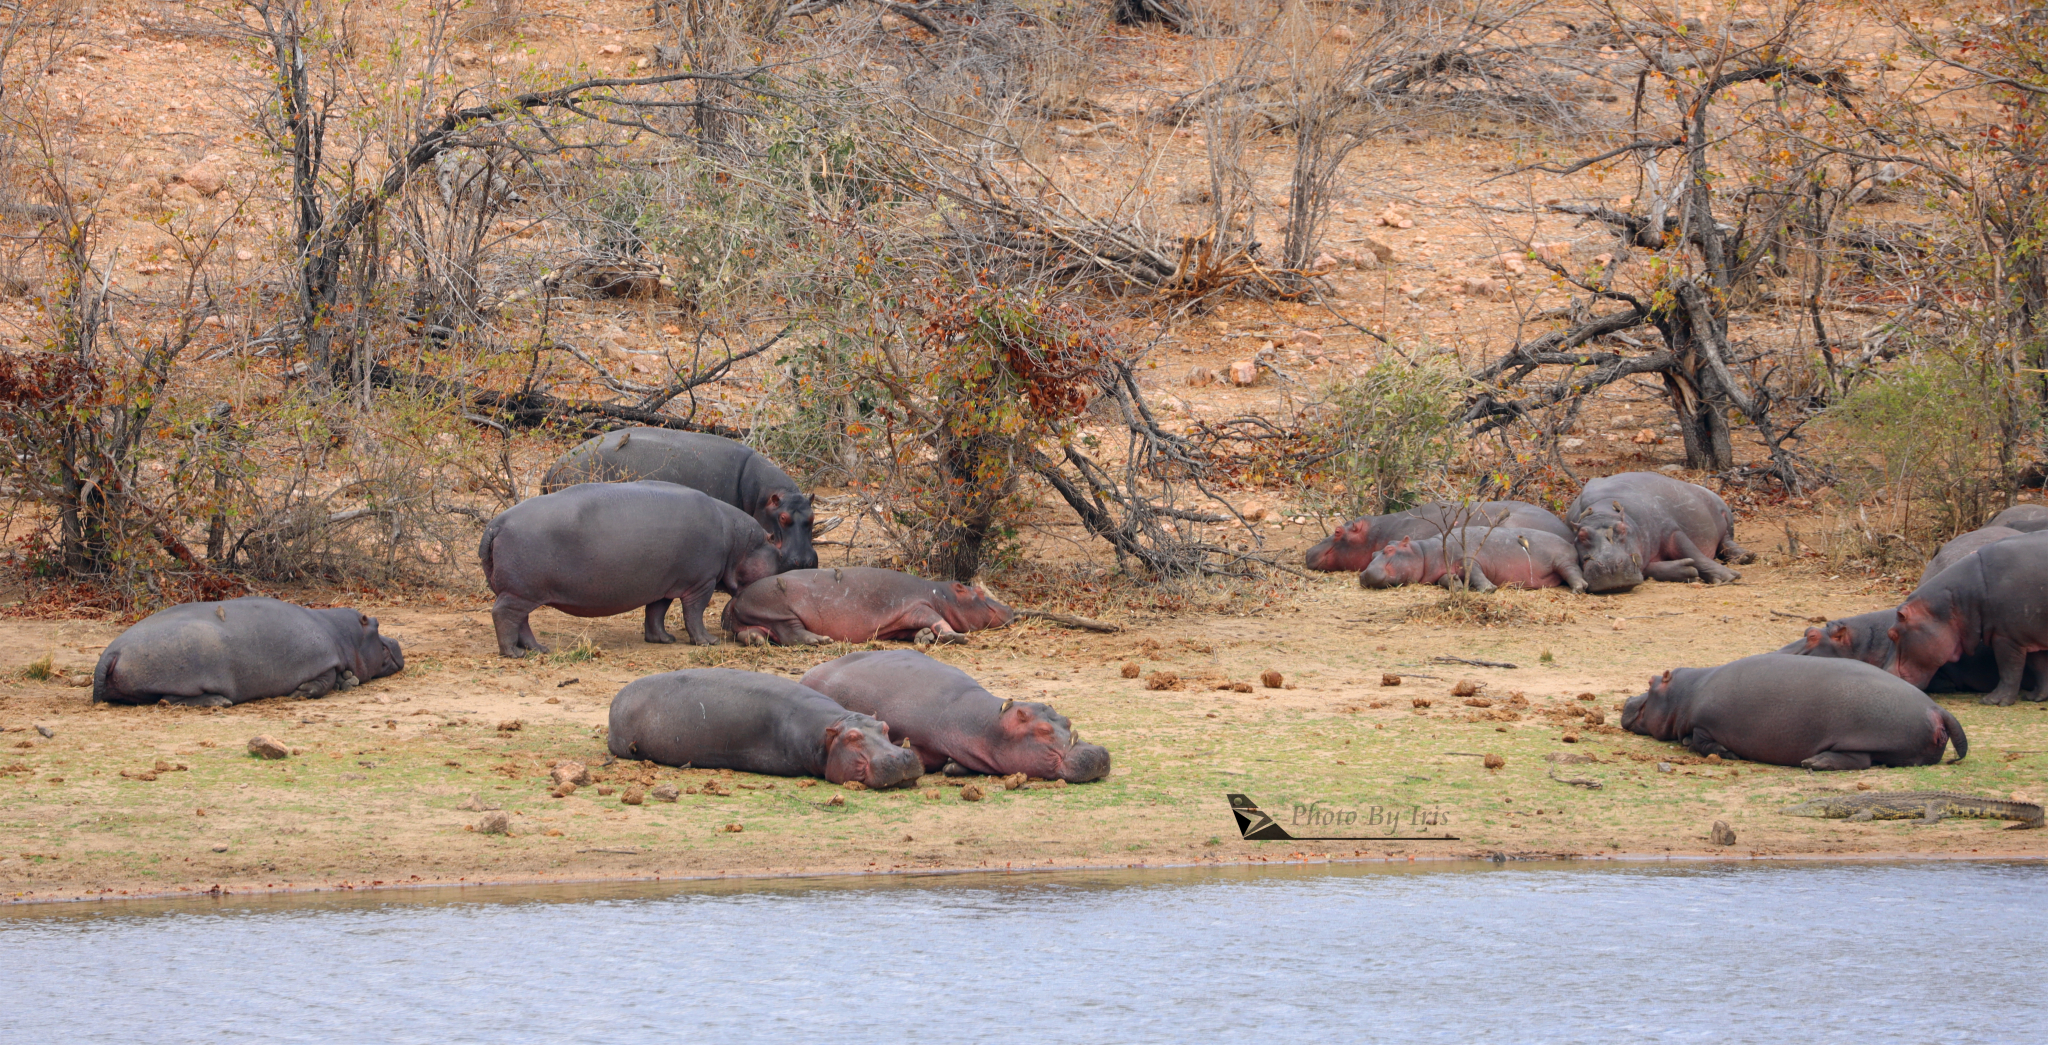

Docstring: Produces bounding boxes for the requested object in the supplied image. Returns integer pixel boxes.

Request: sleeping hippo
[1919,526,2022,587]
[479,481,780,657]
[607,668,923,788]
[1988,503,2048,533]
[1566,472,1750,592]
[1306,500,1571,572]
[801,650,1111,782]
[1622,653,1965,770]
[92,597,404,706]
[1776,607,2038,696]
[721,567,1015,646]
[540,428,817,571]
[1889,529,2048,705]
[1359,527,1586,592]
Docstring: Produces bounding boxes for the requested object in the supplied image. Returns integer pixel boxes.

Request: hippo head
[1886,598,1964,688]
[350,613,406,681]
[1790,611,1897,667]
[1306,519,1375,572]
[992,699,1111,783]
[821,713,924,789]
[1574,501,1645,593]
[758,492,819,572]
[943,581,1016,631]
[723,532,785,594]
[1620,670,1677,739]
[1359,537,1425,589]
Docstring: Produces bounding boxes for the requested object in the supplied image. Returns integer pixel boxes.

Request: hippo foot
[914,628,936,646]
[942,761,970,777]
[165,694,233,708]
[339,670,360,690]
[738,633,771,648]
[915,627,967,646]
[1981,691,2019,707]
[644,633,678,645]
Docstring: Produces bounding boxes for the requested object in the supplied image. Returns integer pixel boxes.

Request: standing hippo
[1889,529,2048,705]
[607,668,923,788]
[1989,503,2048,533]
[721,567,1015,646]
[1920,526,2022,586]
[1359,527,1587,592]
[1622,654,1965,770]
[93,597,404,707]
[540,428,817,571]
[800,650,1111,782]
[479,481,780,657]
[1566,472,1750,592]
[1306,500,1571,572]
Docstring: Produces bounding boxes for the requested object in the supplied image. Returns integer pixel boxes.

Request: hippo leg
[1718,534,1756,565]
[678,590,724,646]
[1558,560,1589,594]
[643,599,678,644]
[915,621,968,646]
[491,593,550,658]
[163,694,233,708]
[291,669,341,700]
[1682,728,1735,759]
[1983,637,2028,706]
[1671,533,1741,583]
[1645,558,1701,583]
[1799,750,1874,771]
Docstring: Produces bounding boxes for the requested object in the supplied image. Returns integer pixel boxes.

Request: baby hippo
[1622,653,1965,770]
[1360,527,1587,593]
[93,597,404,706]
[607,668,923,789]
[801,650,1111,783]
[722,567,1015,646]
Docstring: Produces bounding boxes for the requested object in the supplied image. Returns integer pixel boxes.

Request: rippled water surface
[4,860,2044,1043]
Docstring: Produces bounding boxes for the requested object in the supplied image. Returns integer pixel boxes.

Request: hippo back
[93,597,397,706]
[1921,526,2023,587]
[1989,503,2048,533]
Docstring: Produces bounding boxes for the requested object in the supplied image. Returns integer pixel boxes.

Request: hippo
[800,650,1111,782]
[1566,471,1750,592]
[606,668,923,788]
[1776,607,2037,696]
[721,567,1016,646]
[1359,527,1587,592]
[478,481,780,657]
[1989,503,2048,533]
[92,597,404,707]
[540,428,817,571]
[1920,526,2023,586]
[1622,653,1966,770]
[1306,500,1571,572]
[1889,529,2048,705]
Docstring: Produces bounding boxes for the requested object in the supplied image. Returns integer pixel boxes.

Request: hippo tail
[91,650,116,705]
[477,516,501,584]
[1939,706,1968,762]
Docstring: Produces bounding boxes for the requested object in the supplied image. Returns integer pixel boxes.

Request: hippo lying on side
[1567,471,1750,592]
[479,481,780,657]
[1989,503,2048,533]
[1889,530,2048,705]
[801,650,1111,782]
[721,567,1016,646]
[1306,500,1571,572]
[93,597,404,707]
[1360,527,1586,592]
[540,428,818,571]
[1919,526,2022,587]
[607,668,923,788]
[1623,654,1965,770]
[1777,607,2040,696]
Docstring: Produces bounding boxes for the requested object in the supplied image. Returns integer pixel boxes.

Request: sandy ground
[4,539,2045,906]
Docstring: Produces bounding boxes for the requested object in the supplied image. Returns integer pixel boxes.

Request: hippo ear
[1802,627,1825,652]
[822,723,844,746]
[1827,623,1854,649]
[764,491,784,510]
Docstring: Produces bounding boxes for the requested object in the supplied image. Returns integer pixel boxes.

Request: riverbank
[6,563,2047,905]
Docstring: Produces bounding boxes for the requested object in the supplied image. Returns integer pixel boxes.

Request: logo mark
[1227,793,1460,841]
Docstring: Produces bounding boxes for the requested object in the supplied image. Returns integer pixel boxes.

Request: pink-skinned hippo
[1622,653,1965,770]
[607,668,923,788]
[1919,526,2023,587]
[1306,500,1570,572]
[1888,529,2048,705]
[800,650,1111,782]
[540,428,817,572]
[720,567,1015,646]
[1359,527,1586,593]
[1566,472,1750,592]
[1989,503,2048,533]
[1776,607,2040,696]
[93,597,403,706]
[479,481,781,657]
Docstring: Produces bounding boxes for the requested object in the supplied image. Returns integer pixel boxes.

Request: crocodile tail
[1939,706,1967,762]
[92,650,116,705]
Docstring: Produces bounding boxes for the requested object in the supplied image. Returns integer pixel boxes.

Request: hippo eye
[779,512,793,527]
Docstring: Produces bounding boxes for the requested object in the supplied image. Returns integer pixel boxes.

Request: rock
[1412,697,1432,708]
[1562,438,1585,449]
[1261,670,1283,689]
[1657,464,1685,474]
[1711,820,1736,846]
[551,783,577,798]
[595,786,615,796]
[1657,762,1674,773]
[211,844,228,853]
[1452,678,1481,697]
[1496,254,1529,275]
[1359,236,1396,262]
[961,783,985,801]
[1186,366,1216,387]
[247,735,290,760]
[651,783,680,802]
[477,811,510,835]
[1399,283,1429,302]
[34,724,52,738]
[1459,276,1502,299]
[1381,674,1402,686]
[1378,207,1407,227]
[497,719,522,732]
[1290,329,1324,347]
[550,761,590,787]
[599,43,623,55]
[178,156,227,197]
[1001,772,1027,790]
[1483,753,1505,770]
[1328,24,1356,44]
[1312,252,1339,271]
[1121,662,1141,678]
[621,787,645,805]
[1533,241,1573,265]
[1145,671,1182,691]
[1227,360,1259,386]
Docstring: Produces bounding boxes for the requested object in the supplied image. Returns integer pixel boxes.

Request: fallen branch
[368,363,747,439]
[1012,609,1121,633]
[1431,655,1519,669]
[1547,766,1603,789]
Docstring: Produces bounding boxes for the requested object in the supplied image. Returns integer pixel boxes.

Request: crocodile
[1780,790,2045,830]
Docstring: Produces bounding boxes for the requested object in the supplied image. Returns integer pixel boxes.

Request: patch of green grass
[21,653,54,681]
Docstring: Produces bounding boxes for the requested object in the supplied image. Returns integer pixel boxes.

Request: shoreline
[11,846,2046,910]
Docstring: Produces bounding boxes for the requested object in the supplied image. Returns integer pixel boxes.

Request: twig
[1011,609,1121,633]
[1770,609,1826,623]
[575,847,642,854]
[1548,766,1603,789]
[1430,655,1518,669]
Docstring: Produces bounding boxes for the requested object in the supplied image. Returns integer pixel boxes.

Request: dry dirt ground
[4,530,2045,905]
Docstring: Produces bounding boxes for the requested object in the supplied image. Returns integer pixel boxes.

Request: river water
[3,860,2042,1043]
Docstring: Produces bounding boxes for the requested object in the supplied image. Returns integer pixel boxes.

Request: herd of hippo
[82,434,2048,796]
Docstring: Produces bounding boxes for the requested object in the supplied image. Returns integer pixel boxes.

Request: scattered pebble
[1260,670,1283,689]
[550,761,590,787]
[247,735,289,760]
[1121,662,1141,678]
[621,787,645,806]
[961,783,985,802]
[477,811,510,835]
[211,844,228,853]
[35,724,53,738]
[651,783,679,802]
[1381,674,1402,686]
